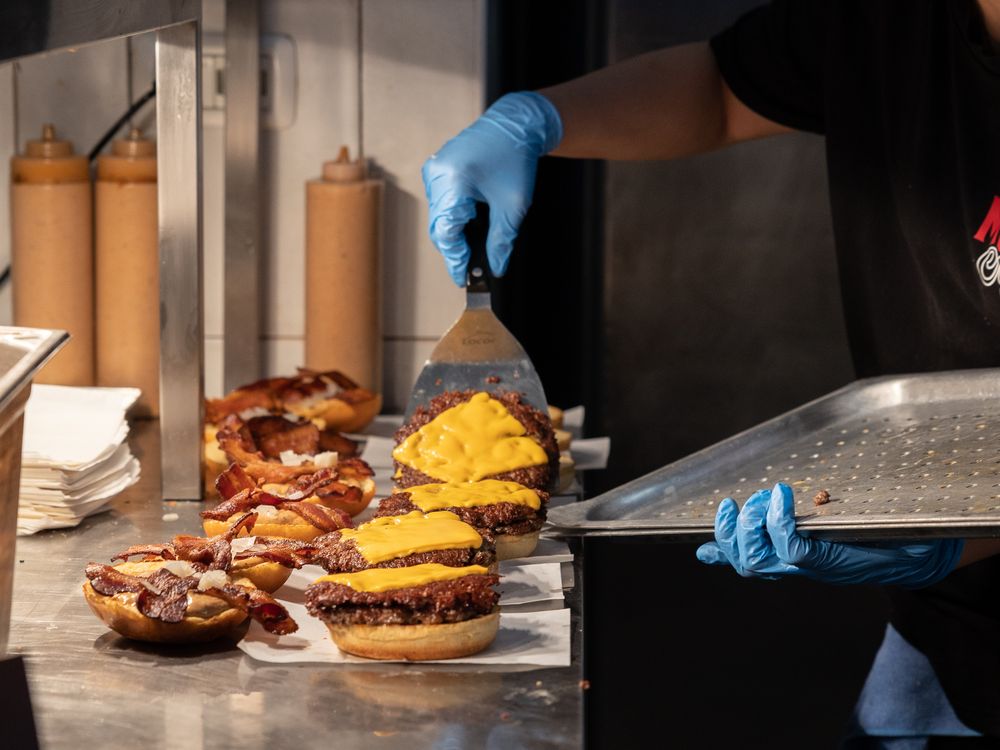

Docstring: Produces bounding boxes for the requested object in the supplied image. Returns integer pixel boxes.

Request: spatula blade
[404,294,548,419]
[404,204,548,420]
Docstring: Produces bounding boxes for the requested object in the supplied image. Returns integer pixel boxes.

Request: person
[421,0,1000,745]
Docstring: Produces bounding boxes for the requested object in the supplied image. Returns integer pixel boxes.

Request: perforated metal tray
[548,369,1000,541]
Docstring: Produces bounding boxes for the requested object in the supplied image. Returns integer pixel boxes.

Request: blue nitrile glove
[695,482,964,588]
[421,91,563,286]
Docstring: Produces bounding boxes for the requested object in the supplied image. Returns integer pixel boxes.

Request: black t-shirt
[712,0,1000,737]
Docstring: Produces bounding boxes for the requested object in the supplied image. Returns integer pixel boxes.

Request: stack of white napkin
[16,385,141,535]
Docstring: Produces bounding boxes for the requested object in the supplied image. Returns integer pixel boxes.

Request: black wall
[487,1,890,747]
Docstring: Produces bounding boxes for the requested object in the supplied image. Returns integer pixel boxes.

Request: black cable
[87,82,156,163]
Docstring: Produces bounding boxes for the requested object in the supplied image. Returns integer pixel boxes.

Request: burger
[305,562,499,660]
[83,558,297,643]
[205,368,381,433]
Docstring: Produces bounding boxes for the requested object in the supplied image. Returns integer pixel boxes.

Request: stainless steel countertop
[9,422,584,749]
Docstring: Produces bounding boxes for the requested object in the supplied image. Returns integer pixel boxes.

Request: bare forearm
[957,538,1000,568]
[540,42,788,161]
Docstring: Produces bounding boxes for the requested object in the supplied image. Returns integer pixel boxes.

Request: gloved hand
[421,91,563,285]
[696,482,964,588]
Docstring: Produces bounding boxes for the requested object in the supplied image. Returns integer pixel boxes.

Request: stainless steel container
[0,327,67,652]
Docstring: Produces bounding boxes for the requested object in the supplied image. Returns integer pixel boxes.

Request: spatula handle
[465,203,491,293]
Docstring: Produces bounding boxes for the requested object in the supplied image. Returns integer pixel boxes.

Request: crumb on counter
[579,679,591,691]
[485,375,501,384]
[161,512,180,522]
[813,490,831,506]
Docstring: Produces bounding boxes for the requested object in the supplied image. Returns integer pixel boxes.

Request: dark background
[489,1,891,747]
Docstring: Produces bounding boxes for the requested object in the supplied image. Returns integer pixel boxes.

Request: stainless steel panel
[10,423,584,749]
[549,369,1000,541]
[0,0,198,62]
[223,0,261,391]
[156,21,204,500]
[0,326,67,654]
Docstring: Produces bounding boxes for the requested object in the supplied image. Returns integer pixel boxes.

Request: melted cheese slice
[405,479,541,511]
[314,563,489,593]
[392,392,548,482]
[337,511,482,563]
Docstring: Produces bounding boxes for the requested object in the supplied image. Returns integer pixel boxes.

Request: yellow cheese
[404,479,541,511]
[392,392,548,482]
[337,511,482,563]
[314,562,489,593]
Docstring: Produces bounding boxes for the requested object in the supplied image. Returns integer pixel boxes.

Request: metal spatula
[404,205,548,420]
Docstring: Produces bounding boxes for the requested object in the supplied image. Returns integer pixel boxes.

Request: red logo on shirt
[974,196,1000,288]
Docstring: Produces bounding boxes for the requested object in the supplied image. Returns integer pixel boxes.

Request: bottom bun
[326,610,500,661]
[82,582,247,643]
[495,530,540,561]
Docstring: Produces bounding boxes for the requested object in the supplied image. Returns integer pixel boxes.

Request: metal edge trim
[0,329,68,415]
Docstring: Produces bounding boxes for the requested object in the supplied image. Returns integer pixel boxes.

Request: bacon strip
[318,430,359,457]
[286,461,372,502]
[338,457,375,479]
[215,414,363,482]
[247,416,320,458]
[282,502,351,533]
[217,424,319,483]
[235,536,319,563]
[86,563,150,594]
[216,462,257,501]
[136,568,200,623]
[198,584,298,634]
[206,369,370,425]
[200,489,283,522]
[204,377,292,423]
[111,544,177,562]
[201,487,352,532]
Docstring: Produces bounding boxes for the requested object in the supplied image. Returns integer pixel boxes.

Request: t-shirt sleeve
[710,0,829,134]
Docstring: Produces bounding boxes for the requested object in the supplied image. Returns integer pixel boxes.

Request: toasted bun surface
[287,392,382,433]
[318,476,376,517]
[203,426,229,496]
[325,610,499,661]
[229,558,293,592]
[495,530,541,561]
[202,516,326,542]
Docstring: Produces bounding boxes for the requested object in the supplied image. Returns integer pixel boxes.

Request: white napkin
[570,437,611,470]
[22,385,139,469]
[20,443,134,490]
[16,385,141,535]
